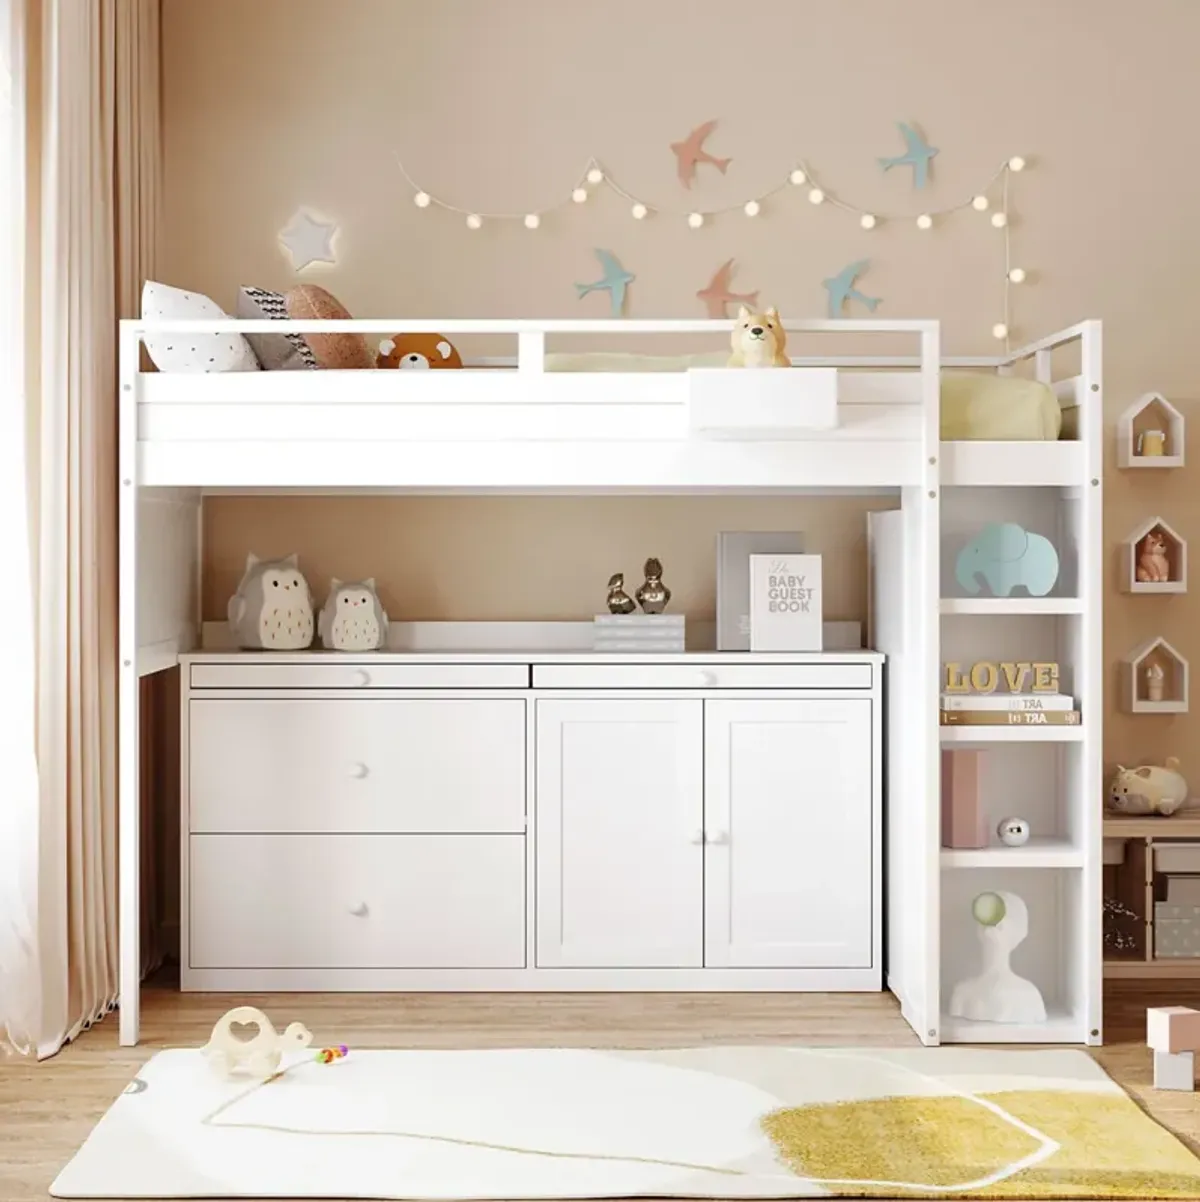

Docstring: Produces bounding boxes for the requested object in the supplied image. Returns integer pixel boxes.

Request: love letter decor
[943,660,1060,694]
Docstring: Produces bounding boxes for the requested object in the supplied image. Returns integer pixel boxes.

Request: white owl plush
[227,552,315,650]
[318,578,389,652]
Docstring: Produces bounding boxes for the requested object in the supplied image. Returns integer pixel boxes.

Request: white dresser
[180,651,883,992]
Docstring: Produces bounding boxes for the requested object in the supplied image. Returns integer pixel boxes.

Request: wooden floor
[3,976,1200,1201]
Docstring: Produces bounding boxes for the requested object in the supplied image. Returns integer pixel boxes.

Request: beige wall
[164,0,1200,777]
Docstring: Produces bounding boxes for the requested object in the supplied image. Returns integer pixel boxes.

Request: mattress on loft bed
[543,353,1066,441]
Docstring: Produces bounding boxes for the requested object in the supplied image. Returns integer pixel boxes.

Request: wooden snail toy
[201,1006,314,1080]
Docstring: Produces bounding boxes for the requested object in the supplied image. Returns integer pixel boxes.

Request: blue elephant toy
[955,522,1060,597]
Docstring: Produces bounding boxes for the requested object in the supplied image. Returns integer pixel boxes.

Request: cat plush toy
[227,553,315,650]
[318,578,389,651]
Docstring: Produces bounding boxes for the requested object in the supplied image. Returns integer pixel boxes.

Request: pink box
[941,749,987,849]
[1148,1006,1200,1052]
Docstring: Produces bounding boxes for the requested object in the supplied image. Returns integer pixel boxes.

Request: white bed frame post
[1079,320,1104,1044]
[117,320,141,1046]
[915,322,943,1044]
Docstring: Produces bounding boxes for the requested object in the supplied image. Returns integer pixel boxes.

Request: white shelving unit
[1123,636,1190,714]
[1117,392,1185,469]
[932,324,1103,1047]
[1120,516,1187,595]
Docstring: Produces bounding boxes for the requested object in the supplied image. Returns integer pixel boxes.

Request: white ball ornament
[744,200,761,217]
[1008,267,1026,284]
[523,213,540,230]
[631,202,648,220]
[972,195,990,212]
[789,168,807,185]
[465,213,482,230]
[413,191,431,208]
[808,188,825,205]
[997,817,1031,847]
[916,213,933,230]
[571,187,588,204]
[1008,156,1026,172]
[860,213,877,230]
[586,167,604,184]
[687,212,704,229]
[992,212,1008,228]
[992,322,1009,340]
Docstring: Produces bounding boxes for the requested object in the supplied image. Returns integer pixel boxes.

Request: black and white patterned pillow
[237,286,320,370]
[141,281,260,373]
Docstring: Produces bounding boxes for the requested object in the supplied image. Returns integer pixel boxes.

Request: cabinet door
[704,698,874,968]
[536,699,703,968]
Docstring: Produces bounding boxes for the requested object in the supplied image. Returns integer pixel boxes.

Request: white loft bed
[117,317,1103,1049]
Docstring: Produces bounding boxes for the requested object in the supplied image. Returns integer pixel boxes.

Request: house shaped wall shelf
[1117,392,1185,468]
[1123,636,1190,713]
[1121,516,1187,594]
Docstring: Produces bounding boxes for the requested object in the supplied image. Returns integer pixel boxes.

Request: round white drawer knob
[689,829,706,845]
[349,902,369,917]
[353,668,371,686]
[349,762,369,779]
[699,670,718,686]
[706,829,729,845]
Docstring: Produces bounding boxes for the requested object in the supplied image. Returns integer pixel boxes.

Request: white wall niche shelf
[1117,392,1184,469]
[1123,636,1189,714]
[1121,517,1187,595]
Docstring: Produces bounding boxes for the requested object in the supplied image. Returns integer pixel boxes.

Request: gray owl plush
[227,552,315,650]
[318,578,389,651]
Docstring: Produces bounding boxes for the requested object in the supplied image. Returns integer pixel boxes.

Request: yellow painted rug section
[761,1089,1200,1198]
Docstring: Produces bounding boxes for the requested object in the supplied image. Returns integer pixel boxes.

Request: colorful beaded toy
[315,1044,349,1064]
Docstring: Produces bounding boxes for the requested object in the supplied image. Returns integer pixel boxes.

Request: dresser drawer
[189,698,526,833]
[188,834,526,969]
[531,662,874,690]
[188,661,528,690]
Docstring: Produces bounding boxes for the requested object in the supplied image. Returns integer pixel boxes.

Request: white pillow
[140,281,259,372]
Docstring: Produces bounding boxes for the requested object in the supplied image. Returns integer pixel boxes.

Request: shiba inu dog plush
[727,306,789,367]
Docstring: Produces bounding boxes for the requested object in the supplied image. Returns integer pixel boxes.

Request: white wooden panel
[704,699,873,968]
[137,490,200,674]
[689,367,838,434]
[535,699,703,968]
[940,441,1083,487]
[189,834,525,968]
[189,698,525,833]
[189,660,527,689]
[532,662,872,690]
[140,438,923,490]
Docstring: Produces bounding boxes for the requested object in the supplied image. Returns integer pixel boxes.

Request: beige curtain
[0,0,161,1060]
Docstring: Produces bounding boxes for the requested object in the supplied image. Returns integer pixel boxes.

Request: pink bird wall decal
[670,120,731,188]
[697,259,759,318]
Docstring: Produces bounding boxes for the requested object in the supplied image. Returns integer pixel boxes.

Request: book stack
[939,692,1081,726]
[593,614,686,653]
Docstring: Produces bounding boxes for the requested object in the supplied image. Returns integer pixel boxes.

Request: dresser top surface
[179,649,885,665]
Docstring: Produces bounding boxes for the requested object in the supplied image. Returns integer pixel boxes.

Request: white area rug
[52,1045,1200,1199]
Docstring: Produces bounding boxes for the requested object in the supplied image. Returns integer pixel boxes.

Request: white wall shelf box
[1117,392,1185,469]
[1121,517,1187,594]
[1123,636,1189,713]
[116,315,1103,1052]
[688,367,838,438]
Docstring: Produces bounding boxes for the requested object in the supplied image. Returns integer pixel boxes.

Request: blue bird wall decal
[879,122,939,189]
[575,249,635,317]
[823,260,882,318]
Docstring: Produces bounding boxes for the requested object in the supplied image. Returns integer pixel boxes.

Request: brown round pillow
[283,284,373,369]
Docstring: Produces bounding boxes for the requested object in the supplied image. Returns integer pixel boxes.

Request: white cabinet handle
[353,668,371,687]
[689,828,706,845]
[348,762,369,779]
[699,670,718,687]
[706,829,729,845]
[348,901,369,917]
